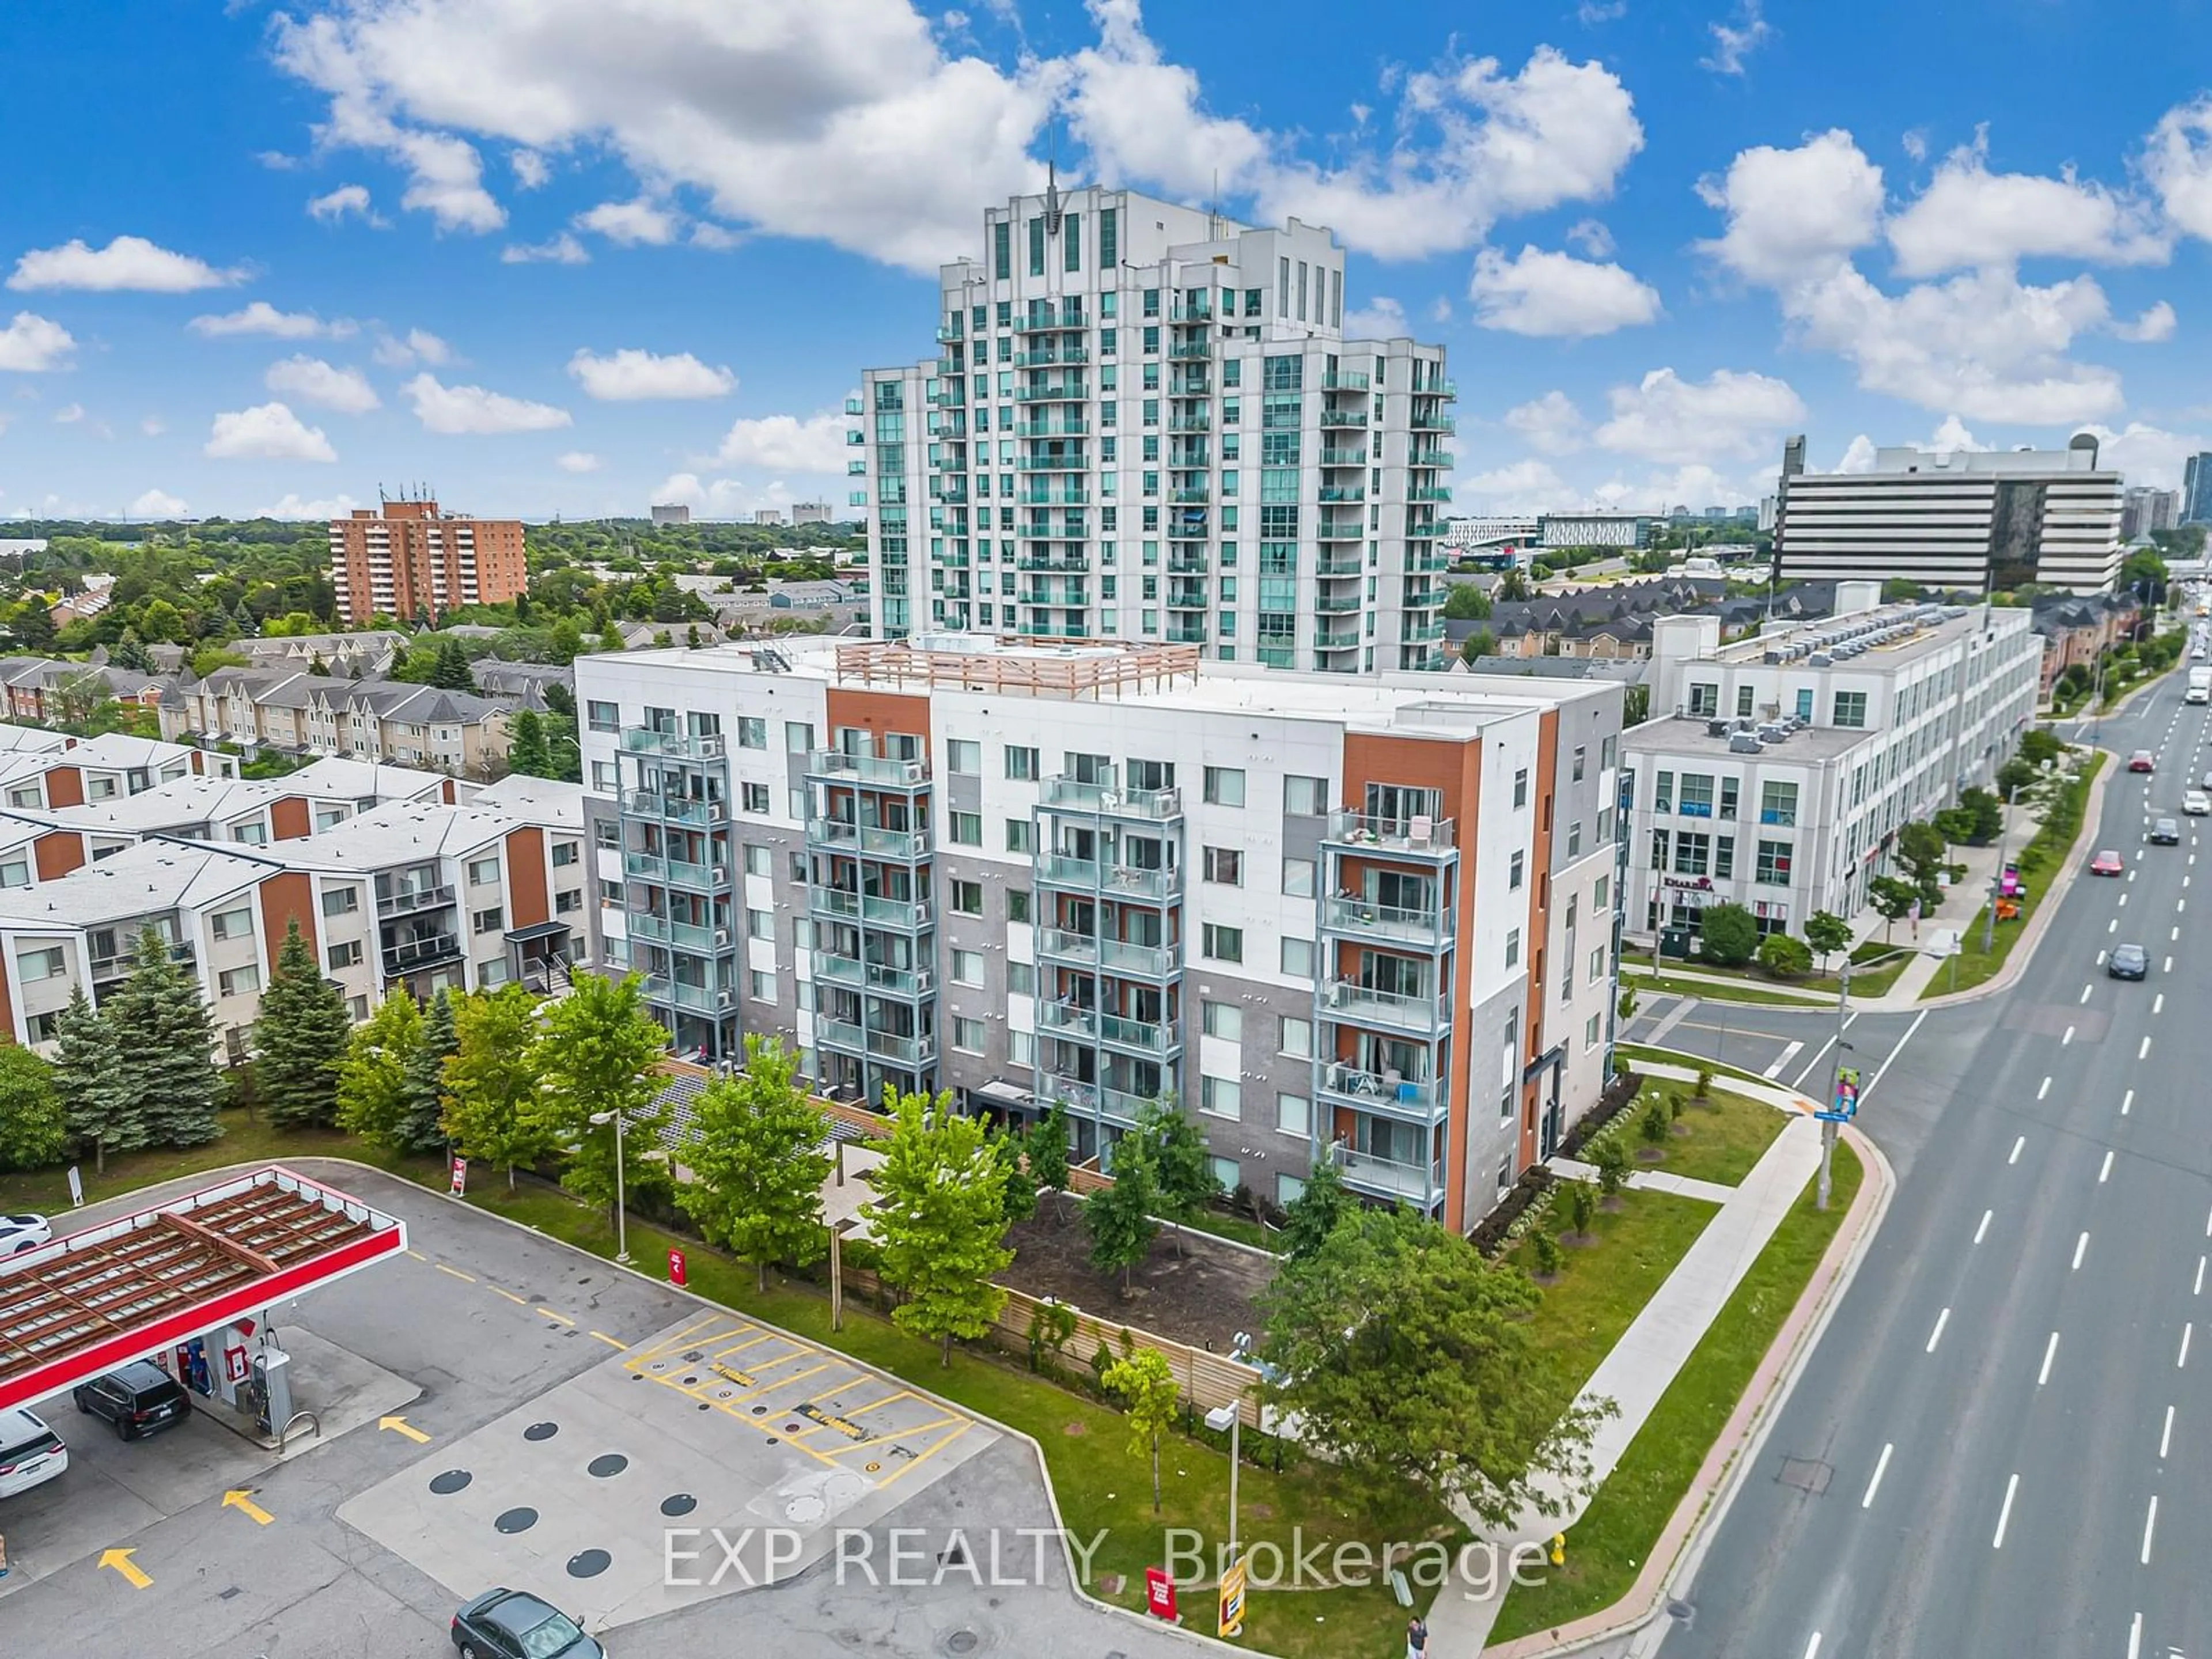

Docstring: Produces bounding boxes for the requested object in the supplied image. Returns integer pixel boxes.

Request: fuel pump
[248,1347,293,1435]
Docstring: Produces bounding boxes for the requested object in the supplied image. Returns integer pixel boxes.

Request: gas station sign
[1143,1566,1177,1621]
[449,1156,468,1196]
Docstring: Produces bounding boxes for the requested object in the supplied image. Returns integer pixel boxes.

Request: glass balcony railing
[1168,411,1211,433]
[1036,1000,1097,1039]
[812,953,934,997]
[624,912,727,953]
[1319,447,1368,466]
[807,887,933,930]
[1015,416,1089,438]
[1020,485,1092,506]
[1015,381,1088,402]
[1317,552,1366,576]
[643,975,735,1016]
[1317,520,1365,542]
[1320,370,1372,391]
[1405,618,1448,643]
[623,850,729,891]
[1035,927,1175,977]
[1408,548,1453,573]
[624,790,727,828]
[383,933,460,972]
[808,749,930,787]
[935,324,963,344]
[1013,346,1090,368]
[1337,1146,1444,1202]
[1321,979,1445,1033]
[814,1018,934,1066]
[1315,626,1362,649]
[1319,409,1368,429]
[1171,486,1211,504]
[1321,895,1452,944]
[1315,594,1362,613]
[806,820,929,860]
[622,727,725,759]
[1408,447,1452,469]
[1036,854,1181,898]
[1014,309,1087,333]
[1024,584,1091,607]
[1410,414,1456,434]
[1168,340,1212,362]
[1017,454,1088,472]
[1039,776,1185,819]
[377,882,455,916]
[1169,300,1213,321]
[1408,486,1454,503]
[1038,1074,1155,1125]
[1016,552,1091,573]
[1100,1012,1171,1054]
[1323,808,1458,853]
[1319,1064,1440,1115]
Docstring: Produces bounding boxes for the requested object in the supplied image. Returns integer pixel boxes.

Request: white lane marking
[2074,1232,2091,1270]
[2173,926,2183,942]
[2010,1135,2025,1165]
[2181,1323,2194,1369]
[2154,993,2165,1014]
[2127,1609,2141,1659]
[1860,1009,1927,1107]
[2129,868,2138,882]
[2099,950,2109,965]
[1804,1635,1822,1659]
[2160,1405,2174,1460]
[2039,1075,2053,1100]
[2141,1494,2158,1565]
[2081,984,2094,1004]
[2123,1088,2135,1116]
[2110,918,2119,934]
[1927,1308,1951,1353]
[1861,1444,1893,1510]
[2187,875,2194,890]
[2196,1256,2206,1296]
[2120,893,2130,907]
[2039,1330,2060,1385]
[2140,1035,2153,1059]
[1993,1473,2019,1549]
[1764,1039,1804,1080]
[2163,956,2173,972]
[1975,1208,1993,1243]
[2182,897,2190,914]
[2101,1149,2115,1183]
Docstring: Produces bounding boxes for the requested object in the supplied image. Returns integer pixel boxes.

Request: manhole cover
[495,1508,539,1534]
[661,1494,697,1517]
[946,1634,979,1655]
[567,1549,612,1578]
[1777,1457,1833,1494]
[682,1375,700,1385]
[588,1454,628,1478]
[524,1422,558,1442]
[429,1469,472,1495]
[865,1461,881,1473]
[752,1405,768,1415]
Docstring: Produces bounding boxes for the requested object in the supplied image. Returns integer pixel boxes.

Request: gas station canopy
[0,1166,408,1412]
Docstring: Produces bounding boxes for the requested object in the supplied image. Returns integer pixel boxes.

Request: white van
[0,1406,67,1499]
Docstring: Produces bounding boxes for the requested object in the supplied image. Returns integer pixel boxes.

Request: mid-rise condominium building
[1623,582,2041,942]
[2181,453,2212,527]
[573,633,1622,1232]
[328,498,528,624]
[2121,486,2180,541]
[856,181,1456,673]
[1775,434,2123,594]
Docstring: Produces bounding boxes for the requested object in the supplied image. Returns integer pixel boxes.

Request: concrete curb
[1479,1120,1896,1657]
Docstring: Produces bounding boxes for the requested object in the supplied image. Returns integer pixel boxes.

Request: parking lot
[0,1162,1199,1659]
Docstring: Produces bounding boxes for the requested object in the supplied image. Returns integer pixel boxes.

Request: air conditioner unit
[707,801,727,821]
[713,928,732,948]
[717,988,736,1009]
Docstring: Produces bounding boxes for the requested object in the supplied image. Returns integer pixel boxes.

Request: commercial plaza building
[1623,583,2043,940]
[572,633,1623,1231]
[1775,434,2124,594]
[857,182,1457,673]
[328,498,528,624]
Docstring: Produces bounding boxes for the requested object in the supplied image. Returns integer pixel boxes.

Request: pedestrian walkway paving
[1427,1086,1824,1656]
[1546,1156,1739,1206]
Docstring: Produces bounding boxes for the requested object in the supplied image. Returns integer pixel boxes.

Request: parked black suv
[73,1359,191,1441]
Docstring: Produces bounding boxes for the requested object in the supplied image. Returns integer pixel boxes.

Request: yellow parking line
[829,1387,914,1418]
[838,1414,964,1455]
[624,1313,729,1366]
[536,1307,575,1327]
[491,1287,527,1305]
[871,1422,975,1487]
[589,1331,627,1350]
[435,1264,476,1282]
[406,1249,427,1261]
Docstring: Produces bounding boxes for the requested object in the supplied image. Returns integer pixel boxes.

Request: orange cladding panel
[259,871,319,968]
[32,834,83,882]
[823,688,932,759]
[505,828,550,930]
[43,766,82,809]
[270,797,312,840]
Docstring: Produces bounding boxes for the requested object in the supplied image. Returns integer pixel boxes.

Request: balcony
[623,850,730,891]
[1318,1063,1440,1119]
[808,749,930,787]
[1319,486,1365,503]
[1171,486,1211,505]
[622,727,725,759]
[1168,375,1212,399]
[1013,346,1090,368]
[1320,978,1445,1035]
[377,881,456,917]
[1015,382,1088,402]
[935,324,963,344]
[1408,485,1454,503]
[1403,584,1445,609]
[1336,1146,1444,1203]
[813,953,935,998]
[927,387,965,407]
[807,820,929,860]
[814,1018,934,1067]
[1319,447,1368,467]
[1166,552,1210,575]
[1166,520,1211,543]
[1405,619,1448,643]
[1023,584,1091,607]
[847,429,865,445]
[1039,1074,1154,1125]
[1017,453,1088,472]
[847,459,868,476]
[1315,626,1362,650]
[1020,485,1091,506]
[643,975,736,1016]
[1168,411,1211,433]
[1169,300,1213,322]
[90,937,194,980]
[384,933,461,973]
[1408,548,1452,573]
[1323,808,1458,854]
[1016,552,1091,573]
[1408,447,1452,469]
[808,887,934,931]
[1035,927,1175,977]
[1315,593,1362,613]
[626,912,727,953]
[1321,895,1451,946]
[931,486,969,506]
[1036,1000,1097,1040]
[1421,378,1457,400]
[1166,582,1208,609]
[1015,416,1089,438]
[1017,622,1091,640]
[1036,854,1181,899]
[1165,619,1209,645]
[1100,1012,1171,1054]
[1317,520,1365,542]
[1410,414,1456,434]
[935,356,961,377]
[844,396,865,415]
[1168,340,1212,362]
[1407,521,1446,539]
[1040,776,1185,819]
[1319,410,1368,429]
[1316,551,1365,576]
[1014,309,1087,333]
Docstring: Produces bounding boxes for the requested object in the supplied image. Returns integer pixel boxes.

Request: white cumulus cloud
[191,301,358,340]
[1503,390,1587,454]
[567,347,736,402]
[2143,97,2212,242]
[10,234,242,293]
[1468,244,1661,337]
[0,312,74,372]
[307,184,386,226]
[1701,0,1772,75]
[402,373,571,434]
[130,488,189,518]
[204,402,339,463]
[264,355,382,414]
[1342,297,1411,339]
[706,412,850,472]
[511,149,551,189]
[372,327,453,368]
[575,198,681,246]
[1887,134,2167,276]
[1697,129,1885,285]
[502,232,589,266]
[1594,366,1806,464]
[556,450,601,473]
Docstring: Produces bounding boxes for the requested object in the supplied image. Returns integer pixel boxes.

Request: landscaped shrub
[1697,903,1759,967]
[1757,933,1813,979]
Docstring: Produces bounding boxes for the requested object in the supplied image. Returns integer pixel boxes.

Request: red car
[2090,849,2124,876]
[2130,751,2156,773]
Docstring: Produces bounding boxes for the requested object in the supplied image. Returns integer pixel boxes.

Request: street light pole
[1983,783,2016,957]
[1204,1403,1242,1561]
[1817,963,1850,1212]
[590,1109,631,1263]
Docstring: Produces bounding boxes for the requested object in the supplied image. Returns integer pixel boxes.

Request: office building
[328,498,529,624]
[2122,487,2180,541]
[1774,434,2123,593]
[855,181,1455,673]
[574,633,1620,1231]
[791,502,834,527]
[1540,513,1654,551]
[1623,582,2041,940]
[2181,454,2212,527]
[650,503,692,527]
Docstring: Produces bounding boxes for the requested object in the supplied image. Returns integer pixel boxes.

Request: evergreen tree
[336,988,423,1150]
[108,925,221,1147]
[675,1035,832,1290]
[506,709,552,778]
[868,1087,1014,1366]
[397,989,459,1154]
[443,986,554,1190]
[1084,1135,1160,1293]
[111,629,154,673]
[52,984,139,1172]
[431,638,476,691]
[308,652,331,676]
[253,921,352,1128]
[528,972,672,1231]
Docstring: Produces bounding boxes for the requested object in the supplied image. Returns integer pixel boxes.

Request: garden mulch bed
[998,1197,1274,1352]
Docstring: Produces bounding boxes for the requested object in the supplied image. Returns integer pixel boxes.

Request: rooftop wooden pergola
[831,638,1201,700]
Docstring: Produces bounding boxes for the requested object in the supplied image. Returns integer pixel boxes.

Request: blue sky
[5,0,2212,524]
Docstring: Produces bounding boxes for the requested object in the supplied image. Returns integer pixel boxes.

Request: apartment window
[592,761,618,792]
[953,1016,987,1054]
[472,906,503,934]
[744,843,772,877]
[952,948,984,986]
[1202,846,1243,885]
[741,782,771,814]
[327,940,363,971]
[1279,1015,1312,1058]
[210,906,253,941]
[556,889,582,914]
[946,738,981,775]
[750,969,775,1002]
[1007,960,1035,997]
[593,820,620,851]
[1595,873,1611,910]
[949,810,982,846]
[1200,1075,1241,1120]
[1195,1001,1242,1043]
[0,859,25,888]
[1590,945,1608,984]
[785,721,815,754]
[1601,734,1617,771]
[1513,767,1529,808]
[1833,691,1868,729]
[1283,774,1330,816]
[5,786,38,809]
[1282,857,1316,897]
[217,964,260,998]
[747,908,775,941]
[1760,781,1800,827]
[551,842,578,868]
[952,879,984,915]
[1006,887,1031,924]
[737,717,767,749]
[1674,832,1710,876]
[1280,936,1314,978]
[1505,927,1520,967]
[1202,923,1243,963]
[1003,744,1039,781]
[321,885,359,917]
[1688,683,1719,718]
[1755,840,1793,885]
[17,946,64,982]
[586,699,619,733]
[1004,818,1033,854]
[1572,745,1586,782]
[1677,774,1714,819]
[1719,778,1740,821]
[1203,766,1246,807]
[1509,850,1524,889]
[1795,688,1815,721]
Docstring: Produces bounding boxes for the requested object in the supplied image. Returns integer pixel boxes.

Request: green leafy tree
[1084,1135,1160,1293]
[1696,902,1760,967]
[675,1035,832,1291]
[1531,1228,1565,1279]
[867,1087,1014,1365]
[1757,931,1813,979]
[1895,821,1950,906]
[1137,1099,1219,1259]
[1566,1180,1597,1241]
[1639,1098,1671,1153]
[1588,1132,1631,1199]
[1257,1206,1612,1524]
[1101,1346,1181,1514]
[529,971,672,1230]
[253,921,353,1129]
[1023,1103,1071,1218]
[990,1123,1040,1226]
[1804,910,1852,971]
[1496,567,1531,602]
[442,986,552,1190]
[1457,626,1499,664]
[0,1044,65,1171]
[1279,1154,1354,1262]
[1867,874,1919,941]
[507,709,552,778]
[52,984,138,1171]
[109,925,221,1147]
[337,988,423,1150]
[1959,786,2005,843]
[1442,583,1493,620]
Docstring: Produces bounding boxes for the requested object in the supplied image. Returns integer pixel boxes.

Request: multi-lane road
[1642,666,2212,1659]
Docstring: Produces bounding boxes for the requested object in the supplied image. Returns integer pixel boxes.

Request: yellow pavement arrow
[98,1548,152,1589]
[222,1489,274,1526]
[377,1415,431,1444]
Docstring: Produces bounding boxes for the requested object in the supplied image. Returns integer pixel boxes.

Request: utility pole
[1817,963,1850,1211]
[1983,783,2017,956]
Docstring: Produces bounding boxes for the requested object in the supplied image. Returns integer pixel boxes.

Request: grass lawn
[1630,1085,1794,1188]
[1622,971,1827,1007]
[1612,1045,1770,1092]
[0,1111,430,1214]
[1490,1142,1865,1643]
[1180,1205,1282,1253]
[1625,949,1910,1003]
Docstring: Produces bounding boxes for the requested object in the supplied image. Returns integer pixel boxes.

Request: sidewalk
[1426,1080,1825,1655]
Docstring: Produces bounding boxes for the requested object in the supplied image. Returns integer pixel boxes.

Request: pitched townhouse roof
[0,838,271,931]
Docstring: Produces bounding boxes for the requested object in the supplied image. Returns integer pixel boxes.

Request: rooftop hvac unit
[1764,650,1786,664]
[1706,719,1732,737]
[1728,733,1765,753]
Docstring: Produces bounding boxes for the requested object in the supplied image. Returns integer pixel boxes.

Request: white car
[0,1406,67,1499]
[0,1212,51,1255]
[2187,791,2211,816]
